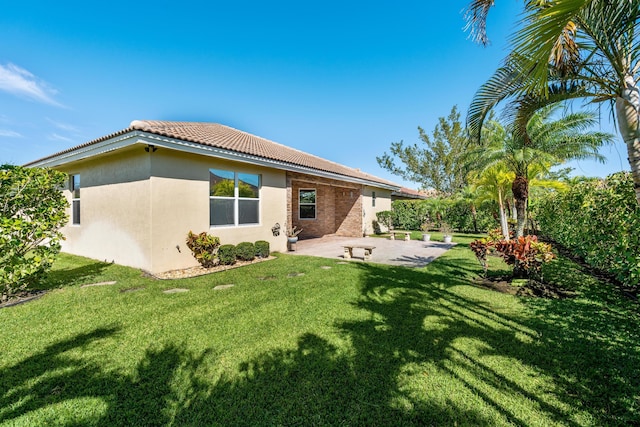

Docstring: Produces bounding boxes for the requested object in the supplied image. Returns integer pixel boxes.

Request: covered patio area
[289,236,456,268]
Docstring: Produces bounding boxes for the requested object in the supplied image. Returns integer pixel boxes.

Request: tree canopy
[377,105,471,195]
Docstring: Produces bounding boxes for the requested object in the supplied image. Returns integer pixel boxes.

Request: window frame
[70,174,80,225]
[209,169,261,228]
[298,188,317,220]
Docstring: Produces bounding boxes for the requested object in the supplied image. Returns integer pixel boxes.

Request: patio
[289,235,456,268]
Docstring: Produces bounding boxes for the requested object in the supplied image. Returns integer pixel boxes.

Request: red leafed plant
[470,233,555,281]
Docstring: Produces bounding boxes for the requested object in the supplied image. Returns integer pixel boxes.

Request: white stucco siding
[362,186,392,234]
[59,148,153,271]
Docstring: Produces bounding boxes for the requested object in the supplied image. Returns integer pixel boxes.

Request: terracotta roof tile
[30,120,399,188]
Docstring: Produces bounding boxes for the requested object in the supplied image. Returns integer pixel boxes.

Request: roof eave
[27,130,400,191]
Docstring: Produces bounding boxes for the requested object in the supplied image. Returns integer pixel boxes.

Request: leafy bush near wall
[218,245,237,265]
[534,172,640,288]
[186,231,221,268]
[236,242,256,261]
[255,240,270,258]
[1,165,68,302]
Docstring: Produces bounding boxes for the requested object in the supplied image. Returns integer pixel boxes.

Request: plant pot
[287,236,298,251]
[422,233,431,242]
[443,235,452,244]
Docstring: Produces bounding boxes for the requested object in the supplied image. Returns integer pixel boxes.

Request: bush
[255,240,270,258]
[185,231,220,268]
[236,242,255,261]
[218,245,237,265]
[376,211,394,231]
[392,200,428,230]
[533,172,640,288]
[389,199,498,232]
[470,232,555,280]
[0,165,68,302]
[444,199,498,233]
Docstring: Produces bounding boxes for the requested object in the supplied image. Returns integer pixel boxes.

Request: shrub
[533,172,640,288]
[255,240,270,258]
[236,242,255,261]
[218,245,237,265]
[470,233,555,281]
[185,231,220,268]
[389,199,498,232]
[392,200,428,230]
[0,164,68,302]
[376,211,393,231]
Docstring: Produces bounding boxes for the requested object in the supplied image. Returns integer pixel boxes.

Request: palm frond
[463,0,495,46]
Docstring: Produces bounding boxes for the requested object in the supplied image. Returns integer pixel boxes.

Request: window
[372,191,376,207]
[299,189,316,219]
[209,169,260,227]
[70,174,80,225]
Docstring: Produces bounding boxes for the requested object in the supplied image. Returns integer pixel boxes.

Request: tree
[468,104,613,237]
[466,0,640,205]
[470,164,514,239]
[0,165,68,301]
[377,105,471,195]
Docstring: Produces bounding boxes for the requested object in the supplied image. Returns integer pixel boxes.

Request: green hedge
[389,199,498,232]
[533,172,640,288]
[218,245,237,265]
[236,242,256,261]
[255,240,270,258]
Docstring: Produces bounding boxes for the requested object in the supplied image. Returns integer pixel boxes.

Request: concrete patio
[288,235,456,268]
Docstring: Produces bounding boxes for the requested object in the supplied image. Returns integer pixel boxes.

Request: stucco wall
[58,147,153,271]
[362,186,392,234]
[57,146,288,274]
[54,144,389,273]
[148,149,288,272]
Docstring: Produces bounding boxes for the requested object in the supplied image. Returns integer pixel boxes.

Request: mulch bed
[150,256,276,280]
[473,276,577,299]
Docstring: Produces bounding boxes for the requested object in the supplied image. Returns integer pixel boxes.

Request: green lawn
[1,235,638,426]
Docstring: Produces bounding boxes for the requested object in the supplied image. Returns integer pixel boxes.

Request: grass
[1,234,639,426]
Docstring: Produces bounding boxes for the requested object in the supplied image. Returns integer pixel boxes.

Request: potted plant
[285,223,303,243]
[420,219,433,242]
[440,222,453,243]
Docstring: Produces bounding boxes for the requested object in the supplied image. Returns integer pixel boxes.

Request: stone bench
[343,245,376,261]
[389,231,411,241]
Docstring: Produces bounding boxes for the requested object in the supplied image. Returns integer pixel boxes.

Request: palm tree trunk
[498,191,509,240]
[471,204,478,233]
[616,73,640,205]
[512,175,528,238]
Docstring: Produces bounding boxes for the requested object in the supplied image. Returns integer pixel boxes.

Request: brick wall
[287,172,362,238]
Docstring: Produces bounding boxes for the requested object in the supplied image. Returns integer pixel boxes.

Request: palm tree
[469,103,613,237]
[466,0,640,204]
[470,164,514,239]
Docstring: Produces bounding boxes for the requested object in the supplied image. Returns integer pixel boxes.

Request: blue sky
[0,0,630,188]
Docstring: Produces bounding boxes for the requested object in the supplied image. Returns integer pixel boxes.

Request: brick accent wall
[287,172,362,238]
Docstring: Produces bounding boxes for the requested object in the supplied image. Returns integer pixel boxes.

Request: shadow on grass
[3,254,639,425]
[37,261,112,291]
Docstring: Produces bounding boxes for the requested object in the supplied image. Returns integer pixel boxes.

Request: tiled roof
[392,187,438,199]
[29,120,399,188]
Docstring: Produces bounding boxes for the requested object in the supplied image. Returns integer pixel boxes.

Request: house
[27,121,400,273]
[391,187,437,201]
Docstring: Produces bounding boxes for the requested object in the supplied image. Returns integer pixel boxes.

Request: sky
[0,0,630,189]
